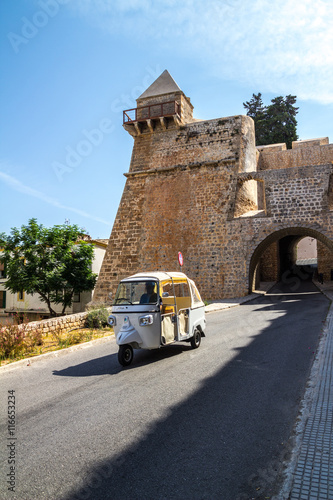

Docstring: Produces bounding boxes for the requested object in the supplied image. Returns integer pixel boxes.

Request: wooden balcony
[123,101,181,135]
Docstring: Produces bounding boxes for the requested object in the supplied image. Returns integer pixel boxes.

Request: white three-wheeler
[108,272,206,366]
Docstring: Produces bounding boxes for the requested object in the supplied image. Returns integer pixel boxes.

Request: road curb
[312,280,333,302]
[277,280,333,499]
[0,334,115,373]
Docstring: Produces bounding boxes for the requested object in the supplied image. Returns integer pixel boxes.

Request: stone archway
[249,227,333,292]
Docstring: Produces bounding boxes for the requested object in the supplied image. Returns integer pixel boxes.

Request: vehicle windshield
[114,280,158,305]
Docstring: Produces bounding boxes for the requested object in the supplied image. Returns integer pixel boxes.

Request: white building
[0,239,107,325]
[296,237,317,262]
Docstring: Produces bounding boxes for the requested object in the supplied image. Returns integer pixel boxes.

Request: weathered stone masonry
[93,71,333,302]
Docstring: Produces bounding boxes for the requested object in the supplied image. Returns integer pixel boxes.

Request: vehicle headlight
[107,315,116,326]
[139,314,153,326]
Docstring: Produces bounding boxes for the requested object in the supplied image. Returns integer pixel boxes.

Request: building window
[0,262,6,279]
[0,290,6,308]
[73,292,80,303]
[17,290,25,301]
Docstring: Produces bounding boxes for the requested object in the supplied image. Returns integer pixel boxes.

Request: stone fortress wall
[93,71,333,302]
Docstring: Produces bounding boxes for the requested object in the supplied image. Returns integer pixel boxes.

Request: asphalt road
[0,279,329,500]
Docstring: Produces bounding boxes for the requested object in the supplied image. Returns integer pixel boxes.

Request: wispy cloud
[0,169,111,226]
[68,0,333,103]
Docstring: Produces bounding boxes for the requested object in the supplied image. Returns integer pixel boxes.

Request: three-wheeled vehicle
[108,272,206,366]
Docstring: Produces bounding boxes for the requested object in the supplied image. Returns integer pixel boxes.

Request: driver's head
[146,281,155,294]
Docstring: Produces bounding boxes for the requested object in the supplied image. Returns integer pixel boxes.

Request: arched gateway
[249,227,333,293]
[93,71,333,303]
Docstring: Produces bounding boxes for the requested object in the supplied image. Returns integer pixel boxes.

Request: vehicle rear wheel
[190,328,201,349]
[118,344,133,366]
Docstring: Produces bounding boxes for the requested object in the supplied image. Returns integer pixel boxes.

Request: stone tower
[93,71,333,303]
[93,70,256,302]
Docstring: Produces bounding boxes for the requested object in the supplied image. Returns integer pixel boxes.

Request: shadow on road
[62,280,329,500]
[52,344,190,378]
[52,353,121,377]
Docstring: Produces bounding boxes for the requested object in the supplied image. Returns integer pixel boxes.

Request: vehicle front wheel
[118,344,133,366]
[190,329,201,349]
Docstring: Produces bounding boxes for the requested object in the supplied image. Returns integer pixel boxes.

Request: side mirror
[162,292,169,298]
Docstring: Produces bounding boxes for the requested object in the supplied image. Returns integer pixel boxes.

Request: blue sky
[1,0,332,239]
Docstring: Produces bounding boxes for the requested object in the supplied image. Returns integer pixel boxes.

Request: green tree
[0,219,97,316]
[242,93,267,146]
[265,95,298,149]
[243,93,298,149]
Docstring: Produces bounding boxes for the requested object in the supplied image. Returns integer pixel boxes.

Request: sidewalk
[278,280,333,500]
[204,281,275,313]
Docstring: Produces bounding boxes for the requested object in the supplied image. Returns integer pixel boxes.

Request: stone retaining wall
[20,308,111,336]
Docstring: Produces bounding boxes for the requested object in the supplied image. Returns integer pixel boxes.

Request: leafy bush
[84,308,109,329]
[0,323,42,357]
[0,321,44,360]
[0,324,25,358]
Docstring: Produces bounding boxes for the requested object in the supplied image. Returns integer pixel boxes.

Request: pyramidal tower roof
[138,70,182,99]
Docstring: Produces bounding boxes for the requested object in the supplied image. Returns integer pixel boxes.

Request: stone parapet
[292,137,329,149]
[128,115,255,173]
[257,141,333,171]
[257,143,287,153]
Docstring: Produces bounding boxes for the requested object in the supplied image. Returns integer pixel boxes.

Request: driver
[140,281,157,304]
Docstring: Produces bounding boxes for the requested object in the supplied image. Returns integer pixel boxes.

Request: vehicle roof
[121,271,189,282]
